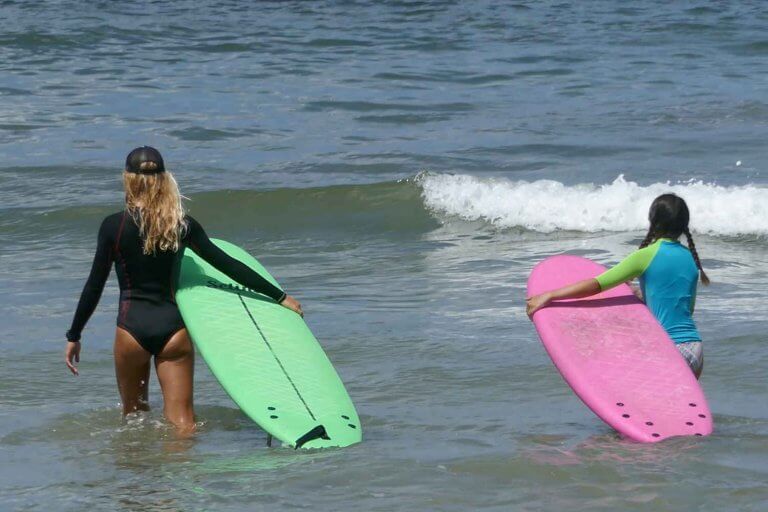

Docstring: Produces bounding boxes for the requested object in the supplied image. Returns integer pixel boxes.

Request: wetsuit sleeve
[66,218,115,342]
[184,216,286,303]
[594,244,658,291]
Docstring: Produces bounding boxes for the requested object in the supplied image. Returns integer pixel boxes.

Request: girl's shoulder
[614,240,668,275]
[625,239,664,261]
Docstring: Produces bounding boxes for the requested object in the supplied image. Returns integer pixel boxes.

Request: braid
[639,226,656,249]
[684,228,710,285]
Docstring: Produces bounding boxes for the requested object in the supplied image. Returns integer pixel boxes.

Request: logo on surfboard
[206,279,252,294]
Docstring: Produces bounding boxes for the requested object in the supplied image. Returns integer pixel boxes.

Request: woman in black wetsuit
[65,146,303,434]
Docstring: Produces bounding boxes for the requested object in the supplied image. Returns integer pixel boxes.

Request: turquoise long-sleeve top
[595,239,702,343]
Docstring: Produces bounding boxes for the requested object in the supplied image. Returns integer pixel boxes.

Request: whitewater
[419,173,768,236]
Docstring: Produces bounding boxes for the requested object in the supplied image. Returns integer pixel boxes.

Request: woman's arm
[65,217,115,375]
[185,217,302,315]
[66,218,115,342]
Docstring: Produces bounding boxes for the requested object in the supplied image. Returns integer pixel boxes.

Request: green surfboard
[176,239,361,449]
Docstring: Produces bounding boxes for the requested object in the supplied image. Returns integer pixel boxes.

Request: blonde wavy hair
[123,162,187,254]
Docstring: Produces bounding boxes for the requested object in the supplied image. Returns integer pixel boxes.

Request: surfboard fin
[294,425,330,449]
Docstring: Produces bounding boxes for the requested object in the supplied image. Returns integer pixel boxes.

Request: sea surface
[1,1,767,511]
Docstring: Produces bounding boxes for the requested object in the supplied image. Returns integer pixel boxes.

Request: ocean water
[1,1,768,511]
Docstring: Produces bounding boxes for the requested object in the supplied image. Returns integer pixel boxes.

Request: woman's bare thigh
[114,327,152,415]
[155,328,196,435]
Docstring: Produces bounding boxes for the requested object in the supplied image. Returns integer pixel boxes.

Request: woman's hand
[65,341,81,376]
[280,295,304,317]
[526,293,552,318]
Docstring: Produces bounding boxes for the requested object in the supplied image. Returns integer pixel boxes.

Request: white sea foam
[419,173,768,235]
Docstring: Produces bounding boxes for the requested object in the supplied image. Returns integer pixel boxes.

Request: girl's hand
[280,295,304,317]
[65,341,81,376]
[526,293,552,318]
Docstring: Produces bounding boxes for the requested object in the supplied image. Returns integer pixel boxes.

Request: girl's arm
[527,244,657,318]
[526,278,601,317]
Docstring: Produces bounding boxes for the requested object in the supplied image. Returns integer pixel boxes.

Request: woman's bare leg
[155,328,196,436]
[114,327,152,415]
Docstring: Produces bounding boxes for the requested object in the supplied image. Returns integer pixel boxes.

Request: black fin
[294,425,330,449]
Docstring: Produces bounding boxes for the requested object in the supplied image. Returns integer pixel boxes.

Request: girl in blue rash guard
[526,194,710,379]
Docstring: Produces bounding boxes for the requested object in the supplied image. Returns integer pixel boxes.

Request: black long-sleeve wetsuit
[66,211,285,354]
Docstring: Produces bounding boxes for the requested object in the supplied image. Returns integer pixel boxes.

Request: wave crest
[419,173,768,235]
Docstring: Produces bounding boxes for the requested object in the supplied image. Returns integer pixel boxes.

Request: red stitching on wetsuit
[115,212,132,324]
[114,211,126,254]
[169,247,181,300]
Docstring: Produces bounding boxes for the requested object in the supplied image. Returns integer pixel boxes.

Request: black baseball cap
[125,146,166,174]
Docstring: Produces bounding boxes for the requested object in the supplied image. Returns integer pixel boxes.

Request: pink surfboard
[527,255,713,442]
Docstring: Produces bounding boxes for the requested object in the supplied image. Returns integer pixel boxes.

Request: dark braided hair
[684,227,710,285]
[638,227,656,249]
[639,193,710,285]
